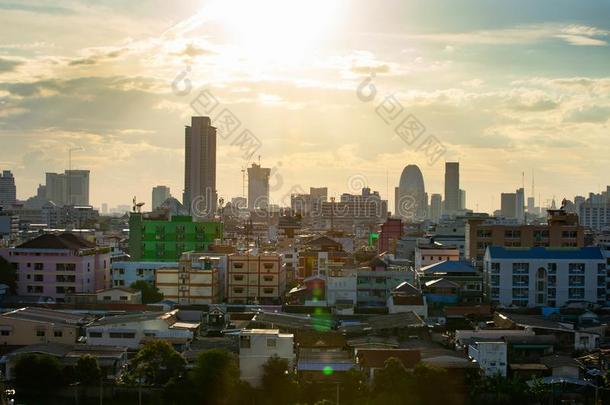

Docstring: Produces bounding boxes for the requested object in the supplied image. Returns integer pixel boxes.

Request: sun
[207,0,344,66]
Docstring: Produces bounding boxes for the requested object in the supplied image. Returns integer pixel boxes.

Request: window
[569,288,585,300]
[233,263,244,269]
[56,263,76,271]
[267,338,277,348]
[233,287,244,294]
[54,330,63,337]
[103,296,111,301]
[234,275,244,281]
[34,263,44,270]
[562,231,577,238]
[0,330,9,336]
[569,263,585,274]
[109,332,135,339]
[263,263,274,270]
[504,230,521,238]
[263,276,274,282]
[263,288,274,294]
[477,230,492,238]
[491,263,500,273]
[547,263,557,274]
[89,331,103,338]
[120,296,128,301]
[36,330,45,337]
[240,336,251,348]
[34,274,43,282]
[512,263,529,274]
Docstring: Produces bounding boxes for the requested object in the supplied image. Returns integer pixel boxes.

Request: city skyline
[0,0,609,212]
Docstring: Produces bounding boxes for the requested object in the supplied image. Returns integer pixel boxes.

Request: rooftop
[16,233,97,250]
[487,246,604,260]
[421,260,478,274]
[2,307,91,325]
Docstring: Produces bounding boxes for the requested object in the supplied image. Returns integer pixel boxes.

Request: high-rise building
[184,116,217,218]
[430,193,442,222]
[65,170,90,206]
[309,187,328,202]
[500,193,516,218]
[527,197,535,214]
[578,186,610,230]
[0,170,16,207]
[247,163,271,210]
[395,164,427,220]
[444,162,460,215]
[515,187,525,223]
[101,203,108,215]
[44,170,90,206]
[459,189,466,211]
[152,185,171,210]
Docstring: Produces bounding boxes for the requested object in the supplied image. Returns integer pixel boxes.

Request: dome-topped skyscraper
[395,165,427,220]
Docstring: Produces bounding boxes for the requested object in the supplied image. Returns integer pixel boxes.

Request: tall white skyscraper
[152,185,171,210]
[183,116,217,218]
[248,163,270,210]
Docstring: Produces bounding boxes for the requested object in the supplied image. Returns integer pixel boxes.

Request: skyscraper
[394,164,427,220]
[44,170,90,206]
[430,193,442,222]
[66,170,90,205]
[248,163,271,210]
[0,170,16,207]
[459,189,466,211]
[501,193,517,218]
[184,116,217,218]
[444,162,460,215]
[515,187,525,223]
[152,185,171,210]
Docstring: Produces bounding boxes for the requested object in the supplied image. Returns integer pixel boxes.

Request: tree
[0,256,17,294]
[14,353,64,395]
[75,355,102,386]
[372,357,410,403]
[468,374,531,405]
[130,340,186,386]
[189,349,240,405]
[339,368,369,405]
[261,356,298,405]
[130,280,163,304]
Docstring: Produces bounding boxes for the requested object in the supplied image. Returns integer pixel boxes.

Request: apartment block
[155,252,224,305]
[227,252,285,304]
[466,209,584,266]
[0,233,111,302]
[484,246,606,308]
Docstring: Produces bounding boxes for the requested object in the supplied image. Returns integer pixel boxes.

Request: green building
[129,213,223,261]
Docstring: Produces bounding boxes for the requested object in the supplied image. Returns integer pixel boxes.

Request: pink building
[378,218,403,254]
[0,233,111,302]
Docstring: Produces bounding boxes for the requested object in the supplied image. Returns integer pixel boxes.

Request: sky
[0,0,609,213]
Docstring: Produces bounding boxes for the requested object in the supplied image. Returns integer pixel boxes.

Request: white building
[85,310,199,350]
[326,271,357,314]
[238,329,295,387]
[467,341,507,376]
[484,246,606,308]
[152,185,171,210]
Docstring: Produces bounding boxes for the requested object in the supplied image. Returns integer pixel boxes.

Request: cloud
[411,24,609,47]
[68,47,128,66]
[0,2,75,15]
[0,58,23,72]
[565,106,610,123]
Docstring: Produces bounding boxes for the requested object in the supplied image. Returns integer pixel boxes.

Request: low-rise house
[0,307,91,346]
[418,260,483,305]
[85,309,199,350]
[238,329,295,386]
[3,343,128,380]
[297,348,355,380]
[96,287,142,304]
[467,340,507,376]
[495,312,601,352]
[540,355,583,379]
[386,281,427,318]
